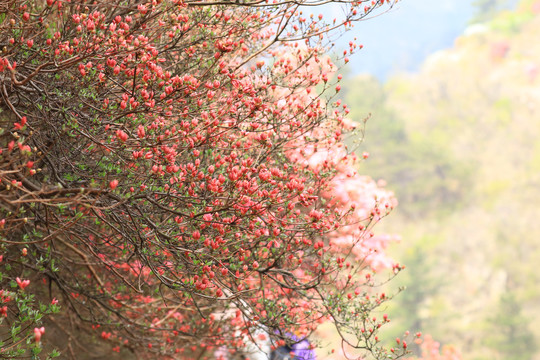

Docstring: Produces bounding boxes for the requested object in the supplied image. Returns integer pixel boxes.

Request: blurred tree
[484,293,537,359]
[384,237,447,357]
[471,0,519,24]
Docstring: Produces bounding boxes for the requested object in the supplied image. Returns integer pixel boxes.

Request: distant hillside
[344,1,540,358]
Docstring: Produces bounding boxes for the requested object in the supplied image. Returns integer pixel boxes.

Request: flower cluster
[0,0,403,358]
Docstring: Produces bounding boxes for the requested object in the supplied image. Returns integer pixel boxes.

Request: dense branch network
[0,0,407,359]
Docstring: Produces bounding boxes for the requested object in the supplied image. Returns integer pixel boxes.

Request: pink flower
[309,209,323,221]
[34,327,45,342]
[137,125,145,138]
[16,277,30,290]
[116,129,128,142]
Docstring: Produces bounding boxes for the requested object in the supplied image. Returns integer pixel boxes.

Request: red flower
[109,180,119,190]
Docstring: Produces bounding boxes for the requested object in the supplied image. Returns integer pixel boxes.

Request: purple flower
[290,339,316,359]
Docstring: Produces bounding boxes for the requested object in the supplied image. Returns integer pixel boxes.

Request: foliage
[0,268,60,359]
[0,0,410,358]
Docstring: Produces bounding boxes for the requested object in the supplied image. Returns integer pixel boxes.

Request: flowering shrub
[0,0,407,358]
[0,271,60,358]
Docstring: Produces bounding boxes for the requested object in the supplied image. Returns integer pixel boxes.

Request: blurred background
[334,0,540,358]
